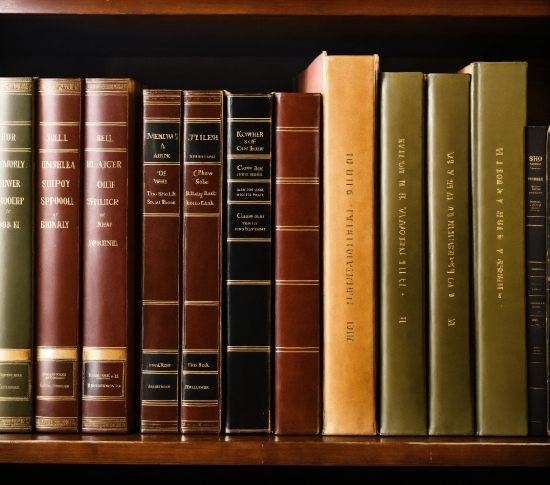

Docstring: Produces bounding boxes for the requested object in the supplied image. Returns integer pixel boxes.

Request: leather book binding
[141,89,181,433]
[426,73,473,436]
[298,53,378,435]
[379,72,427,436]
[0,78,34,432]
[225,93,272,433]
[181,90,223,434]
[273,92,321,435]
[35,78,82,433]
[82,78,138,433]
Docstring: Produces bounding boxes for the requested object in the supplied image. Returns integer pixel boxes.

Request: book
[82,78,138,433]
[426,73,474,435]
[379,71,427,436]
[525,125,549,436]
[462,61,528,436]
[273,92,321,435]
[181,90,224,434]
[140,89,181,433]
[35,78,82,433]
[225,93,272,433]
[298,52,378,435]
[0,77,34,433]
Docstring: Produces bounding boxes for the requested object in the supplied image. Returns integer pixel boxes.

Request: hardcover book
[225,93,272,433]
[141,89,181,433]
[273,92,321,435]
[298,52,378,435]
[181,90,223,434]
[35,78,82,433]
[82,78,138,433]
[0,77,34,433]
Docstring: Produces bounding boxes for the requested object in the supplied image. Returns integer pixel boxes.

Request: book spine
[469,62,528,436]
[35,78,82,433]
[0,78,34,433]
[181,90,223,434]
[547,128,550,438]
[273,92,321,435]
[82,78,137,433]
[141,89,181,433]
[427,73,473,435]
[225,93,272,433]
[525,125,548,436]
[379,72,427,436]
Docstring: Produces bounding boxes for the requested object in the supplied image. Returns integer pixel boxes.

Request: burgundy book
[181,90,223,433]
[35,78,82,432]
[141,90,182,433]
[82,78,138,433]
[273,92,321,435]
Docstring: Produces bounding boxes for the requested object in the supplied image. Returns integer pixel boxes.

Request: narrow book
[298,52,378,435]
[426,73,474,435]
[35,78,82,433]
[141,89,181,433]
[462,61,528,436]
[273,92,321,435]
[0,78,34,433]
[82,78,138,433]
[181,90,224,434]
[225,93,272,433]
[525,125,549,436]
[379,72,427,436]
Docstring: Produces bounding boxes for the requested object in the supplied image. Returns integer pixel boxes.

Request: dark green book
[462,61,528,436]
[379,72,427,436]
[427,73,474,435]
[0,78,34,432]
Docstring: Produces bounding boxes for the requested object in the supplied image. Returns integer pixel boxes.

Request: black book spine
[225,93,272,433]
[526,125,549,435]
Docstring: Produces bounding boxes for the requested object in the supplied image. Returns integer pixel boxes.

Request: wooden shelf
[0,434,548,466]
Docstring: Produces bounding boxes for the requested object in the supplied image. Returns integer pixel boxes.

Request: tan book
[298,52,378,435]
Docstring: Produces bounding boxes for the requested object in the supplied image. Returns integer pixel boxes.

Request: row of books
[0,52,548,436]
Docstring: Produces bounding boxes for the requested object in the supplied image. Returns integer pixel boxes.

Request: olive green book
[379,72,427,435]
[0,78,34,432]
[461,61,528,436]
[427,73,474,435]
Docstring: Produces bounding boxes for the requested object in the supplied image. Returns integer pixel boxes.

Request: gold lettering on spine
[397,139,407,294]
[446,152,456,299]
[346,154,354,342]
[495,147,504,297]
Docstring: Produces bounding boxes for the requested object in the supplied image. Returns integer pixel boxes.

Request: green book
[427,73,474,435]
[0,78,34,432]
[462,61,528,436]
[379,72,427,436]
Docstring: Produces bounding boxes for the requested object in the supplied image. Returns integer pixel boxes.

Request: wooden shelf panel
[0,434,549,466]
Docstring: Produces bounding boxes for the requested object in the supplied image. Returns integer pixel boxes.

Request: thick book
[141,89,181,433]
[298,52,378,435]
[181,90,224,434]
[273,92,321,435]
[426,73,474,435]
[379,72,427,436]
[82,78,138,433]
[525,125,549,436]
[0,78,34,433]
[35,78,82,433]
[462,61,528,436]
[225,93,272,433]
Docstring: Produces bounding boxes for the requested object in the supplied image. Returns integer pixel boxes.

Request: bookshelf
[0,0,549,467]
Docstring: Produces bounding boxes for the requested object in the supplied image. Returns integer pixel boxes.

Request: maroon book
[273,92,321,435]
[35,78,82,433]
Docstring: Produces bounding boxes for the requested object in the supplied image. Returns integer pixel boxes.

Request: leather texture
[35,79,82,433]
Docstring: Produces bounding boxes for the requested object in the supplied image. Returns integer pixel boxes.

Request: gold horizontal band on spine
[227,238,271,243]
[142,370,178,375]
[39,149,80,153]
[82,347,126,361]
[0,348,31,362]
[184,118,221,122]
[181,401,219,406]
[143,213,180,218]
[0,79,33,92]
[227,346,270,352]
[184,213,220,217]
[35,416,78,430]
[143,349,178,354]
[39,121,80,126]
[141,400,178,406]
[143,117,180,122]
[228,154,271,160]
[182,371,218,375]
[85,121,127,126]
[82,417,127,429]
[227,428,271,433]
[37,347,78,361]
[227,280,271,285]
[227,201,271,205]
[182,349,218,353]
[0,121,32,126]
[0,148,31,152]
[36,396,77,402]
[84,148,127,152]
[142,300,179,305]
[184,301,219,306]
[0,417,32,430]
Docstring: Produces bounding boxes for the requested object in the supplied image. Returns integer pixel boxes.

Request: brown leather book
[273,92,321,435]
[82,78,138,433]
[35,79,82,433]
[181,90,223,433]
[141,89,181,433]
